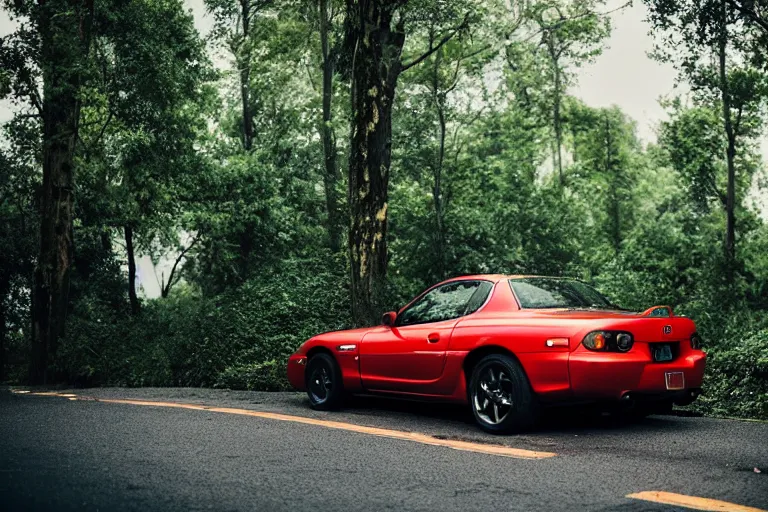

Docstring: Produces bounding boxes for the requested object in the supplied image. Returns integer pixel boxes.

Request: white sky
[571,1,678,143]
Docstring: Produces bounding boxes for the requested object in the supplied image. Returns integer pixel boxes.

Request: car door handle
[427,333,440,343]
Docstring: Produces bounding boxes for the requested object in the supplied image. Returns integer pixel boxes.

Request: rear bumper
[569,350,706,401]
[287,354,307,391]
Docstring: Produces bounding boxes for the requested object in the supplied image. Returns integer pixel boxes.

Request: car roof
[441,274,549,283]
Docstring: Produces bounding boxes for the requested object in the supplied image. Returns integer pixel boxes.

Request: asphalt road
[1,388,766,512]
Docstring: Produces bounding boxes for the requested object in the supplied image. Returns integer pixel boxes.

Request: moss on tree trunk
[346,0,405,326]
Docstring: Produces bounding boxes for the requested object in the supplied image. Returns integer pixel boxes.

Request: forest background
[1,0,767,418]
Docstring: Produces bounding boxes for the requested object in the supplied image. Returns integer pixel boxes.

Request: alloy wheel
[308,365,333,404]
[472,364,514,425]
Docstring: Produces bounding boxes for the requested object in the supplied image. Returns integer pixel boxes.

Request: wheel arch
[305,345,363,393]
[306,345,336,361]
[462,345,527,388]
[462,344,539,433]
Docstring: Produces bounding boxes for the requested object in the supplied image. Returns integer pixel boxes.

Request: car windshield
[509,278,616,309]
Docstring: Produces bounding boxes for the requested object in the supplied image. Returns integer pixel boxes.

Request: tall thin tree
[319,0,343,253]
[30,0,95,384]
[343,0,470,326]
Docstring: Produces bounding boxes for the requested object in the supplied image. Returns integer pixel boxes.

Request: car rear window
[508,278,613,309]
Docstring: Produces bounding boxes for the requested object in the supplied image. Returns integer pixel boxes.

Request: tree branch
[12,112,42,121]
[726,0,768,33]
[246,0,272,22]
[521,1,631,44]
[29,90,43,117]
[161,235,201,298]
[401,14,471,73]
[90,110,114,147]
[305,60,318,93]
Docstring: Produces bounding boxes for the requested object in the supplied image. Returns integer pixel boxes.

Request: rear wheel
[305,353,344,410]
[468,354,537,434]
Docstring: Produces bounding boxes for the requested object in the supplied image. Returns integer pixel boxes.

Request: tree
[206,0,274,151]
[0,143,38,382]
[644,0,768,281]
[75,0,211,314]
[0,0,97,384]
[659,97,764,225]
[317,0,344,253]
[392,25,492,280]
[341,0,475,326]
[568,102,640,255]
[1,0,212,381]
[518,0,612,186]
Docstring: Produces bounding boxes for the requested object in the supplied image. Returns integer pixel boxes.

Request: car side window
[396,281,490,327]
[464,281,493,315]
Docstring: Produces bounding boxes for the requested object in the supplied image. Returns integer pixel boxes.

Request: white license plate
[665,372,685,390]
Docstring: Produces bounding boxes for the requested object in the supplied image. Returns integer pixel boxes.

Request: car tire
[468,354,538,434]
[305,352,344,411]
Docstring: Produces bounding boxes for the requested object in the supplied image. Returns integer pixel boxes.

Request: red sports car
[287,275,706,433]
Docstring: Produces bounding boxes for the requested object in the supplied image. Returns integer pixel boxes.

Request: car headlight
[690,332,702,350]
[582,331,634,352]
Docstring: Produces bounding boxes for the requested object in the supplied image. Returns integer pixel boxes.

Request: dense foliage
[1,0,767,418]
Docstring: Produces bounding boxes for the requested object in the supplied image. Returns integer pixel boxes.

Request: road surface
[1,387,766,511]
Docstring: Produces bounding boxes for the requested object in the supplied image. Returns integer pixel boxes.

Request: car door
[360,280,492,394]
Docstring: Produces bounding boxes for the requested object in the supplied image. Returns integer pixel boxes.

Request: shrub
[690,329,768,419]
[55,255,350,390]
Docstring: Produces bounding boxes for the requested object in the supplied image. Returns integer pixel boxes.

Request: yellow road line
[627,491,767,512]
[10,390,556,459]
[11,390,76,397]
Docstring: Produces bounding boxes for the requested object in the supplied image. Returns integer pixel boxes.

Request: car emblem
[663,325,672,335]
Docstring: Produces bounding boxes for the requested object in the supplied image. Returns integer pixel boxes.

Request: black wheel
[468,354,537,434]
[305,353,344,410]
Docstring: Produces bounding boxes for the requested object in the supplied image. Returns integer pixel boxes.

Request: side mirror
[381,311,396,326]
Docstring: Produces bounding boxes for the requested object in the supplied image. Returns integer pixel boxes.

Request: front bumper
[287,354,307,391]
[569,349,706,401]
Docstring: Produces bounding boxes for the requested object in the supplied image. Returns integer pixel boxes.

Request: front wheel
[305,353,344,410]
[468,354,537,434]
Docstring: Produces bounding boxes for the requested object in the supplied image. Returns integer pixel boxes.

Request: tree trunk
[346,0,405,327]
[432,49,447,280]
[320,0,342,253]
[605,115,620,252]
[553,61,564,186]
[570,124,579,164]
[719,0,736,283]
[125,225,140,315]
[30,0,93,385]
[239,0,254,151]
[0,276,9,382]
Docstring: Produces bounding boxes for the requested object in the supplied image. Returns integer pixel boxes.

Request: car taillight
[583,332,606,350]
[690,332,702,350]
[582,331,634,352]
[616,333,633,352]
